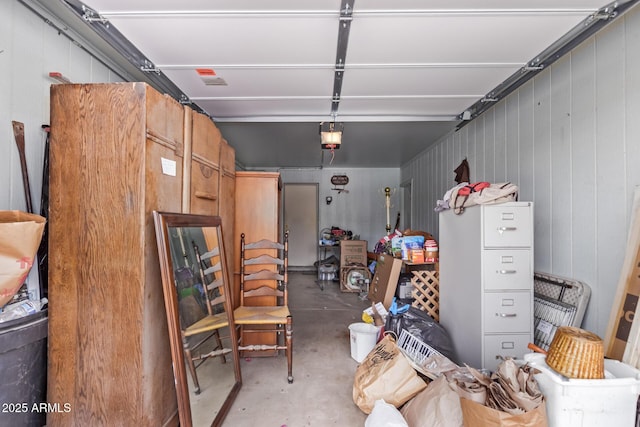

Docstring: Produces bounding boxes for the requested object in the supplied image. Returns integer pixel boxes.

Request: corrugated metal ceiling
[30,0,634,168]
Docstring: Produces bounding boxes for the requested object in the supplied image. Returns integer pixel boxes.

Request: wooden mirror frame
[153,212,242,427]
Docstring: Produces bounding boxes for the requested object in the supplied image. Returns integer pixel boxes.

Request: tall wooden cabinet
[439,202,534,372]
[234,171,282,354]
[47,83,234,426]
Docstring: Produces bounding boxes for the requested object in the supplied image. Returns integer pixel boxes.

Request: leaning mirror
[153,212,242,427]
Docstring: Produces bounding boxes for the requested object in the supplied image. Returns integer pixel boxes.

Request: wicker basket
[546,326,604,379]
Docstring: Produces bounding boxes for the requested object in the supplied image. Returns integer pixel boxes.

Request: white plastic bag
[365,399,409,427]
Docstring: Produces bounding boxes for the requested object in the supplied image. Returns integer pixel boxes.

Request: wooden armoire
[234,171,282,355]
[48,83,234,426]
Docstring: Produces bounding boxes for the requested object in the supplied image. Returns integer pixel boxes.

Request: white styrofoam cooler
[524,353,640,427]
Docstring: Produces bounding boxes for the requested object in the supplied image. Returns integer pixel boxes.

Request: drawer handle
[497,269,517,274]
[496,313,517,318]
[194,191,217,201]
[497,226,517,233]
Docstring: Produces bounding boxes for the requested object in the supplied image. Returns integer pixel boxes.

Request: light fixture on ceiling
[319,121,343,150]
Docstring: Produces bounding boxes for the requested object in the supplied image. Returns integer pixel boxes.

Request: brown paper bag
[0,211,46,307]
[401,376,463,427]
[459,397,548,427]
[353,334,427,414]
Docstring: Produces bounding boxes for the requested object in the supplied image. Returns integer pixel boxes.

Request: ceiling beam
[209,114,460,123]
[330,0,354,117]
[155,62,522,70]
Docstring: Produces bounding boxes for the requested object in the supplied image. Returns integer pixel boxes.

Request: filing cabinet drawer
[482,249,532,290]
[483,334,531,372]
[483,205,532,248]
[483,292,531,333]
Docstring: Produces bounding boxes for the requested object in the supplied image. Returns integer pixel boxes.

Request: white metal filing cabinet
[439,201,533,372]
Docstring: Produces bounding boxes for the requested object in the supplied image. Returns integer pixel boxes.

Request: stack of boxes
[391,235,425,263]
[339,240,368,292]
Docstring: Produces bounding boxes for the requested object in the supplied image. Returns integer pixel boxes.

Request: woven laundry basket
[546,326,604,379]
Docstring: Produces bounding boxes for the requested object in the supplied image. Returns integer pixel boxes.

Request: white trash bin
[349,322,380,363]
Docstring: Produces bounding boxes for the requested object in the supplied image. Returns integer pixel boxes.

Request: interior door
[283,183,318,269]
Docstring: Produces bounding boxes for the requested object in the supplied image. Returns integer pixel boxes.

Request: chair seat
[234,305,291,325]
[184,312,229,337]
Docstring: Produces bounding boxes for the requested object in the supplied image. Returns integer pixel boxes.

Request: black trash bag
[385,306,457,364]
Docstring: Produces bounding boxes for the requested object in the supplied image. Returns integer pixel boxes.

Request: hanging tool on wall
[38,125,51,298]
[12,121,33,213]
[13,121,51,299]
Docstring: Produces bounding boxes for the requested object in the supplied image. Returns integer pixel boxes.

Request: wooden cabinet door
[234,172,281,302]
[219,139,236,303]
[143,95,184,425]
[189,110,221,215]
[48,83,182,427]
[234,172,281,355]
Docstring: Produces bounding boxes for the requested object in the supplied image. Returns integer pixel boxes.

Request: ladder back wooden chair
[234,232,293,383]
[179,242,231,394]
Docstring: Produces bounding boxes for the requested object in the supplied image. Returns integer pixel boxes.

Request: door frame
[282,182,319,270]
[400,178,413,231]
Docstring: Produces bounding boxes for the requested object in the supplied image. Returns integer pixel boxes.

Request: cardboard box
[409,248,425,263]
[401,236,425,260]
[391,236,404,257]
[390,235,426,260]
[605,189,640,360]
[369,254,403,309]
[340,240,368,266]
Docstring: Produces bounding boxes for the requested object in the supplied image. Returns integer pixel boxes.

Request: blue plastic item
[389,297,410,315]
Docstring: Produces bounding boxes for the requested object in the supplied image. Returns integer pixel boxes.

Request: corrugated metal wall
[6,0,640,339]
[0,1,122,212]
[402,4,640,337]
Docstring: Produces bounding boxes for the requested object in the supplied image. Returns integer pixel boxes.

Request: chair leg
[236,324,242,348]
[286,315,293,384]
[184,346,201,394]
[214,330,226,364]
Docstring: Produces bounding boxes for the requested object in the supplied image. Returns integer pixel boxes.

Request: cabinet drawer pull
[194,191,217,201]
[497,226,517,233]
[496,269,517,274]
[496,313,517,318]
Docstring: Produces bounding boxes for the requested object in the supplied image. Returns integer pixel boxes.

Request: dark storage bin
[395,273,413,304]
[0,310,47,427]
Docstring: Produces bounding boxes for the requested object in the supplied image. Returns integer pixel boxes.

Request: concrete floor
[221,271,371,426]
